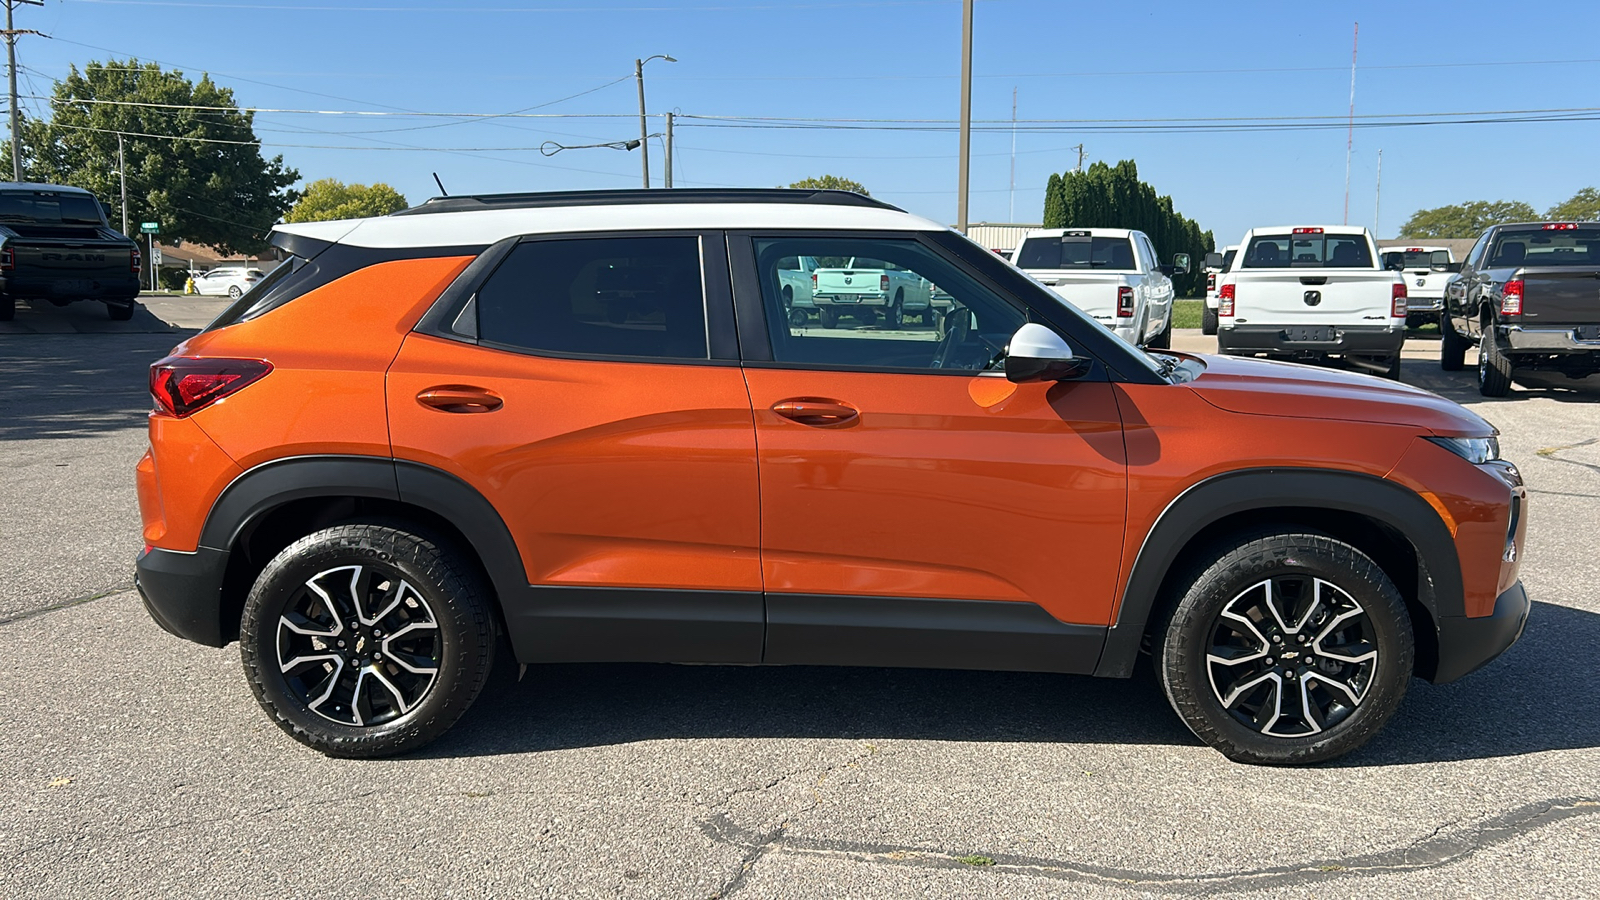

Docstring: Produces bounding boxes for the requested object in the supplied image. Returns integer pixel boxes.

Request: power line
[69,0,952,11]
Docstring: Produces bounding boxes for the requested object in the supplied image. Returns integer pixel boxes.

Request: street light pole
[634,54,676,189]
[956,0,973,233]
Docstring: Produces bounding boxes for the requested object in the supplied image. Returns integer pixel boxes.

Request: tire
[107,301,136,321]
[1157,530,1413,765]
[887,290,904,328]
[1381,354,1401,381]
[1148,316,1172,350]
[228,285,243,299]
[1477,329,1512,397]
[788,308,808,328]
[1440,315,1468,371]
[240,523,496,758]
[0,295,13,321]
[818,307,837,329]
[1201,304,1218,336]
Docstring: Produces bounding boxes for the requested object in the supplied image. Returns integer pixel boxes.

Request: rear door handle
[771,398,859,427]
[417,385,503,414]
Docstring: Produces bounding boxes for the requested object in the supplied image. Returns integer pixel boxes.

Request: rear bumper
[0,274,141,301]
[1406,295,1444,313]
[813,294,889,309]
[1216,323,1406,356]
[1430,581,1530,684]
[135,545,232,647]
[1504,325,1600,353]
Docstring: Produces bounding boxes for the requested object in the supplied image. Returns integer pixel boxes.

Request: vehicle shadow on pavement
[1406,361,1600,404]
[424,600,1599,764]
[429,660,1197,758]
[0,332,187,441]
[1336,600,1600,766]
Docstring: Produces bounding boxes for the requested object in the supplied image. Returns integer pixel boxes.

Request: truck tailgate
[813,269,883,298]
[1521,267,1600,325]
[1233,270,1397,324]
[1029,271,1125,319]
[13,238,135,286]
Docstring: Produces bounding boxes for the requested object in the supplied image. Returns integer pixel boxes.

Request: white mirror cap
[1008,322,1075,360]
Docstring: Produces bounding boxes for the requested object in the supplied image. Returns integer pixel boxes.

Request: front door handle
[417,385,503,414]
[771,398,859,427]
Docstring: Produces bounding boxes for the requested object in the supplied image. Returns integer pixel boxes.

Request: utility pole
[3,0,44,183]
[955,0,973,233]
[663,111,674,189]
[1008,86,1016,222]
[117,132,128,235]
[634,54,676,189]
[1373,148,1383,238]
[1072,143,1085,174]
[1343,21,1358,225]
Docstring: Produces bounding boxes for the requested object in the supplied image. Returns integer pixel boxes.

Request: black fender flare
[1093,468,1462,678]
[200,455,528,611]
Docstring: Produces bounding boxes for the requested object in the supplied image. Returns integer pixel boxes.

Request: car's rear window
[1014,235,1136,270]
[1486,229,1600,267]
[1382,249,1449,270]
[1242,233,1374,268]
[1220,249,1237,272]
[0,190,104,225]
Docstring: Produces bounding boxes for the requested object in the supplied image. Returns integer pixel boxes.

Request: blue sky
[14,0,1600,243]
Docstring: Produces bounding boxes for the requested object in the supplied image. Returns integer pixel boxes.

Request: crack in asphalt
[700,797,1600,896]
[0,583,134,628]
[1535,438,1600,476]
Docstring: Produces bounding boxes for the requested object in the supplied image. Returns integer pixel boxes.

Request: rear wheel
[107,301,136,321]
[1382,354,1401,381]
[1440,315,1468,371]
[1201,304,1218,336]
[227,285,243,299]
[240,523,496,758]
[817,307,837,329]
[1158,531,1413,765]
[1148,316,1172,350]
[1477,329,1513,397]
[887,290,904,328]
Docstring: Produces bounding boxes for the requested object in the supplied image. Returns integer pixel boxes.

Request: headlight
[1426,436,1499,464]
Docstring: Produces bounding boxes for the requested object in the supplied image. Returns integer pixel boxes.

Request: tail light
[1206,272,1216,291]
[811,272,817,289]
[880,274,890,292]
[1292,227,1325,234]
[0,245,13,271]
[1391,282,1408,318]
[131,246,141,274]
[1542,223,1577,230]
[1219,283,1235,316]
[1116,286,1135,317]
[1501,279,1524,316]
[149,356,272,417]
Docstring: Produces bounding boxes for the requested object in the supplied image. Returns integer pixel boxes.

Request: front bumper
[135,545,232,647]
[1431,581,1530,684]
[1217,323,1406,357]
[1504,325,1600,353]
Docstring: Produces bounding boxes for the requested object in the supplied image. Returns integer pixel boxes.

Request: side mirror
[1171,253,1191,274]
[1203,252,1224,269]
[1441,261,1463,273]
[1004,322,1092,383]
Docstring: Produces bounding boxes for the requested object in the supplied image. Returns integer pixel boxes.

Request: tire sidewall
[1162,534,1413,764]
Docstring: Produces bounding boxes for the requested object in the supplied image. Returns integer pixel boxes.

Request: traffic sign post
[140,222,159,234]
[138,223,160,291]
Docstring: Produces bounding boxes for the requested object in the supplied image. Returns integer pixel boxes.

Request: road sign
[140,222,159,234]
[151,248,163,265]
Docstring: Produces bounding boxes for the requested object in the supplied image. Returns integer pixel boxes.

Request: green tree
[1041,159,1214,297]
[3,59,299,253]
[1545,187,1600,222]
[788,175,869,196]
[286,178,408,223]
[1396,200,1538,239]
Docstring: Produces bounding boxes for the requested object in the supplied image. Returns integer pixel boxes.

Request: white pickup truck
[1010,227,1185,348]
[810,256,933,328]
[1213,225,1407,379]
[1379,245,1459,327]
[1201,244,1238,335]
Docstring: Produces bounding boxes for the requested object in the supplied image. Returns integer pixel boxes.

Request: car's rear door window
[476,235,709,360]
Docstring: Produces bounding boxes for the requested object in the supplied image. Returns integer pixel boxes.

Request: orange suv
[134,189,1529,764]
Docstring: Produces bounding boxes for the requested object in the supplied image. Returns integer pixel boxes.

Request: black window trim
[412,228,740,367]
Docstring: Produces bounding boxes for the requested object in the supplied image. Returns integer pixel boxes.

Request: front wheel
[1477,329,1513,397]
[240,523,496,758]
[1157,531,1413,765]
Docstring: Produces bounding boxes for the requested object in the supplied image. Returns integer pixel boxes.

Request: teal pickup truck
[810,256,933,328]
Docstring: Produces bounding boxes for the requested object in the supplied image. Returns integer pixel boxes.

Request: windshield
[1486,229,1600,267]
[1015,235,1136,271]
[1242,233,1374,268]
[0,190,105,225]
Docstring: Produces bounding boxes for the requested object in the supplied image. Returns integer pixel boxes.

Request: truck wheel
[1148,317,1173,350]
[1382,354,1402,381]
[239,522,496,758]
[818,308,837,329]
[788,308,808,328]
[1477,330,1513,397]
[1201,304,1218,336]
[1439,317,1468,371]
[107,302,136,321]
[887,291,904,328]
[0,296,14,321]
[1157,530,1413,765]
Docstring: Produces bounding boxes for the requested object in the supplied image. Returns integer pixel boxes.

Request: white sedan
[192,267,264,298]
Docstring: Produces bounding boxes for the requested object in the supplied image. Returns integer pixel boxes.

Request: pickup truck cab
[1213,225,1406,379]
[1011,227,1185,349]
[810,256,933,328]
[1442,222,1600,396]
[776,255,817,327]
[0,182,142,321]
[1201,244,1238,335]
[1381,245,1459,327]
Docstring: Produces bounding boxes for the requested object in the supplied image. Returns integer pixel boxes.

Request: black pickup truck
[1442,221,1600,396]
[0,182,142,321]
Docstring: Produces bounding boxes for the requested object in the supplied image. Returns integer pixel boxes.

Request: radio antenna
[432,172,448,197]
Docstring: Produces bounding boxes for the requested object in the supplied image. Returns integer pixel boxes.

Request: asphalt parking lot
[2,296,1598,899]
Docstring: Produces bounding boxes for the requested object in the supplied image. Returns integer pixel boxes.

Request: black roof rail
[390,187,903,217]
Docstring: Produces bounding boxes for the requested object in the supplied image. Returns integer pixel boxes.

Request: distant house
[963,223,1041,257]
[155,240,284,275]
